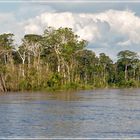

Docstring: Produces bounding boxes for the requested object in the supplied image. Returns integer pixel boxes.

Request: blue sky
[0,1,140,60]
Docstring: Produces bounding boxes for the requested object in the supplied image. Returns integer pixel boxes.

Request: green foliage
[47,73,62,89]
[62,82,79,90]
[1,28,140,92]
[24,34,42,43]
[0,33,14,50]
[19,79,32,91]
[117,80,138,88]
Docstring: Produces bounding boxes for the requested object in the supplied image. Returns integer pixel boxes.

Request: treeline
[0,27,140,92]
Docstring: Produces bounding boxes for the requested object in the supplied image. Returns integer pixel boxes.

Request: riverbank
[1,28,140,94]
[1,81,140,93]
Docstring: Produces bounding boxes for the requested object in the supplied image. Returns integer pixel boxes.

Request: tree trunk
[133,69,136,80]
[125,64,128,80]
[22,60,25,78]
[54,47,61,73]
[28,52,31,68]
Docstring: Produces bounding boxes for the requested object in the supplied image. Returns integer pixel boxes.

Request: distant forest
[0,27,139,92]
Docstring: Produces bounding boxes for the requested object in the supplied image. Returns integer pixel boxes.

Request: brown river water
[0,89,140,138]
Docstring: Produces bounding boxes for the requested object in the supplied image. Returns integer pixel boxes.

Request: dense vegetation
[0,27,140,92]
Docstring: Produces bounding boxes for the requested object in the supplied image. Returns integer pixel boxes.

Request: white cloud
[0,8,140,59]
[24,24,40,33]
[117,40,131,46]
[0,12,23,44]
[23,9,140,59]
[24,9,140,46]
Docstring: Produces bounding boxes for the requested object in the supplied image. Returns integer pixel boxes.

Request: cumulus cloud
[0,12,24,44]
[0,8,140,59]
[23,9,140,59]
[24,10,140,45]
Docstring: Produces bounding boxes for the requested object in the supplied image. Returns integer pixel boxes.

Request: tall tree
[99,53,113,85]
[117,50,138,80]
[42,27,87,84]
[0,33,14,64]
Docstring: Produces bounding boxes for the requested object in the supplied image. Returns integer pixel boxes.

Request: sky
[0,0,140,60]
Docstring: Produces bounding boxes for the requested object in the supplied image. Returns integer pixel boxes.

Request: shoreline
[1,86,140,94]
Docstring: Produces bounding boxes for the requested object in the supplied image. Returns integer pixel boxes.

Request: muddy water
[0,89,140,138]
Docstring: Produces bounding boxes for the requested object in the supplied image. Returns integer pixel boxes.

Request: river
[0,89,140,138]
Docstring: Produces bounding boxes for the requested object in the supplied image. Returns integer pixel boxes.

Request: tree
[42,27,87,84]
[76,50,98,85]
[1,28,140,91]
[0,33,14,64]
[16,34,42,77]
[117,50,138,81]
[23,34,42,67]
[99,53,113,86]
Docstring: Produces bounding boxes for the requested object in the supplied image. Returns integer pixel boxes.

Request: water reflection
[0,89,140,138]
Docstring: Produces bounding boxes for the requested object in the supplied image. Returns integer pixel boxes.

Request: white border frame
[0,0,140,3]
[0,0,140,139]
